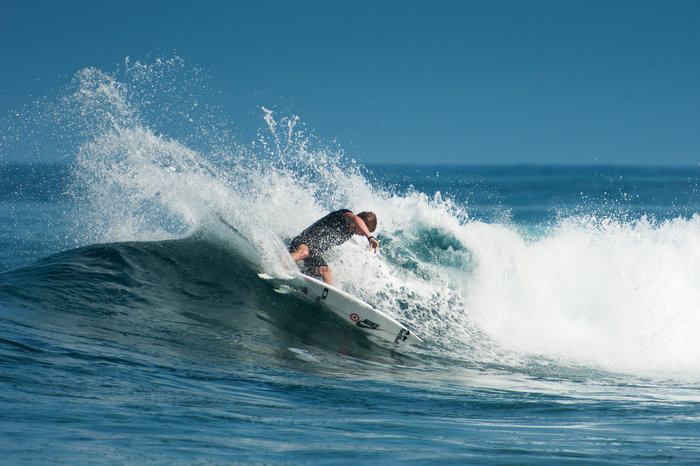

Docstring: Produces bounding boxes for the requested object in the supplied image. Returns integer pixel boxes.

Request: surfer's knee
[290,244,309,261]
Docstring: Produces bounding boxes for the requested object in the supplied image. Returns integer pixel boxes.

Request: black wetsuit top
[288,209,354,272]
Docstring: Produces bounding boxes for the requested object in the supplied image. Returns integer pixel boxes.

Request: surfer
[288,210,378,285]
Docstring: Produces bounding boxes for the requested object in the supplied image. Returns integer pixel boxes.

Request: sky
[1,0,699,165]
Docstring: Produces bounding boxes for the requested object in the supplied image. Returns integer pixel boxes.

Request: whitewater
[1,58,699,463]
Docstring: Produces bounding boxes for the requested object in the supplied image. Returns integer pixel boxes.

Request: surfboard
[282,274,423,346]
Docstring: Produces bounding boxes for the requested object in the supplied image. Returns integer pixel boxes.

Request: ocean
[1,62,700,463]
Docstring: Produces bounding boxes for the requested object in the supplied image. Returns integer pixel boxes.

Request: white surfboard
[283,274,423,346]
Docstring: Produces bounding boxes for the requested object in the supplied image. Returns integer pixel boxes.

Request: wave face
[0,234,410,368]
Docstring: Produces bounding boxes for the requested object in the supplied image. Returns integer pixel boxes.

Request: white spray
[62,59,700,377]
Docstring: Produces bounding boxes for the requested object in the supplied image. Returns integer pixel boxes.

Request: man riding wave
[288,210,378,285]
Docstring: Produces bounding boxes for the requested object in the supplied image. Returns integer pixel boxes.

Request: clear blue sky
[2,0,699,165]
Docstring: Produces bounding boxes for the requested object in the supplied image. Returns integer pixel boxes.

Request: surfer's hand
[368,236,379,254]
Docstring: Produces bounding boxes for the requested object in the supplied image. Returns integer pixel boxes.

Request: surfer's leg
[318,266,334,286]
[303,255,333,285]
[289,244,309,262]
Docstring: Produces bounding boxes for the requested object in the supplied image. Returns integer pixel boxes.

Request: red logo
[350,313,360,322]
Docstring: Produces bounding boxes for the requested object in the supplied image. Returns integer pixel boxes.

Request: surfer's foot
[318,266,334,286]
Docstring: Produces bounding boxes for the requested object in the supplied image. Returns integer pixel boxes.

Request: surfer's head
[357,212,377,232]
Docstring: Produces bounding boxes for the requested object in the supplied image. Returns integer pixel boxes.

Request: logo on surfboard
[394,328,410,343]
[349,313,380,330]
[356,319,380,330]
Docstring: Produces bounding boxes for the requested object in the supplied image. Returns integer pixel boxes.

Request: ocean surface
[2,62,700,463]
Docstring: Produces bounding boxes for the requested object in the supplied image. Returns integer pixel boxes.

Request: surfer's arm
[344,212,379,253]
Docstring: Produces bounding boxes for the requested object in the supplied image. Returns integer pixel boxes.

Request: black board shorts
[288,237,328,275]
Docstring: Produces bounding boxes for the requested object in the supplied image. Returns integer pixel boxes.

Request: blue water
[2,62,700,463]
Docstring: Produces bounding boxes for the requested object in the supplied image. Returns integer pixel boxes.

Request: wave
[3,212,698,379]
[4,57,699,379]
